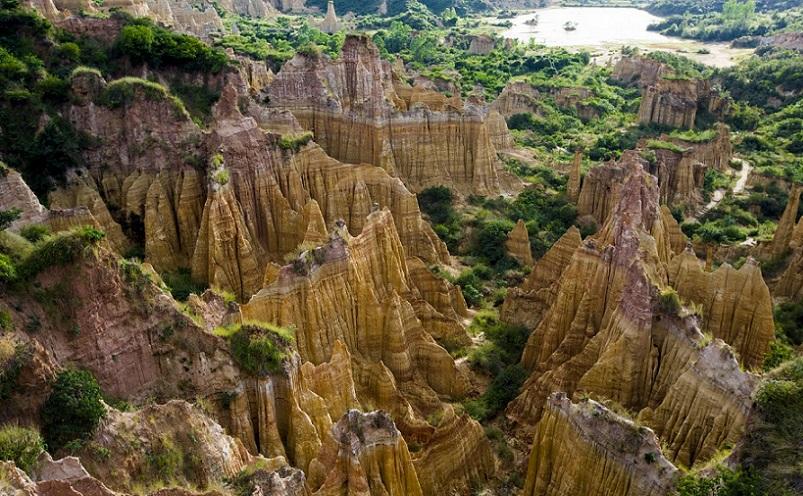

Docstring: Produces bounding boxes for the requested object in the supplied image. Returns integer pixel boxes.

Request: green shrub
[0,208,20,230]
[98,77,187,117]
[0,253,16,283]
[41,369,106,452]
[19,224,49,243]
[278,132,313,152]
[658,287,682,315]
[473,219,514,266]
[774,301,803,346]
[0,424,45,474]
[18,227,105,280]
[418,186,456,225]
[219,323,294,376]
[115,18,228,72]
[646,139,686,153]
[675,466,761,496]
[0,338,28,399]
[162,268,205,302]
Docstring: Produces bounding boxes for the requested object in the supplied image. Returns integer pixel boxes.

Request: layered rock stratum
[504,154,764,472]
[265,35,519,195]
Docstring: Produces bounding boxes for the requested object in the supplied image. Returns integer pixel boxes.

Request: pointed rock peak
[333,409,400,448]
[568,150,582,202]
[506,219,534,266]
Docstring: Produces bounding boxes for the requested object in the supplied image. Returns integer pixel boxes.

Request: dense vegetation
[214,323,294,376]
[0,3,229,197]
[462,311,529,421]
[42,369,106,452]
[648,0,803,42]
[0,425,45,474]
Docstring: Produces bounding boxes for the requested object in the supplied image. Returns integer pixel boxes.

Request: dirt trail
[691,158,752,221]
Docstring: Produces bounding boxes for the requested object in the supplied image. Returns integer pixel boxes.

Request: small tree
[41,369,106,452]
[0,208,21,230]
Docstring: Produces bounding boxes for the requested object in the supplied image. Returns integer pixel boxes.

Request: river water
[501,7,752,67]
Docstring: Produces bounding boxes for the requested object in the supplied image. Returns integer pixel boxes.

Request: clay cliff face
[522,393,679,496]
[241,210,494,493]
[266,35,519,196]
[491,81,601,122]
[504,156,761,469]
[638,77,726,130]
[667,250,774,369]
[579,125,732,218]
[643,124,733,210]
[612,55,671,88]
[310,410,422,495]
[0,168,48,230]
[506,219,534,267]
[60,66,451,301]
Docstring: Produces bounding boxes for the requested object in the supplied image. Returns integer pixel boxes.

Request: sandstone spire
[567,150,582,202]
[320,0,339,34]
[505,219,534,266]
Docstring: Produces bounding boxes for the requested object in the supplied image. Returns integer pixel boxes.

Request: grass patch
[214,322,294,376]
[278,132,313,152]
[0,424,45,474]
[98,77,188,118]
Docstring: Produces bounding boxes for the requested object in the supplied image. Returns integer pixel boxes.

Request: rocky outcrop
[1,459,119,496]
[266,35,518,196]
[310,410,422,495]
[61,63,451,300]
[0,167,48,230]
[242,210,470,398]
[242,211,495,491]
[567,151,582,202]
[612,55,671,88]
[506,219,534,266]
[638,78,726,130]
[411,405,496,495]
[318,1,339,34]
[765,184,801,258]
[667,250,774,368]
[576,153,635,225]
[76,400,253,492]
[491,82,601,121]
[507,157,759,469]
[501,226,582,330]
[522,393,679,496]
[643,124,733,210]
[467,34,496,55]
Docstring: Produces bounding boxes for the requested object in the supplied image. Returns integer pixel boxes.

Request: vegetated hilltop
[0,0,802,495]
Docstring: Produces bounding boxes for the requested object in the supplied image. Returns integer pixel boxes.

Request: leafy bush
[42,369,106,452]
[0,424,45,474]
[218,323,294,377]
[18,227,105,280]
[676,466,761,496]
[19,223,49,243]
[0,208,20,230]
[115,19,228,72]
[162,268,205,302]
[0,338,28,399]
[774,301,803,346]
[278,132,313,152]
[98,77,187,117]
[0,253,16,283]
[473,219,514,266]
[418,186,456,225]
[658,287,682,315]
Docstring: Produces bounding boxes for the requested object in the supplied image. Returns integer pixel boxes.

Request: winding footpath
[692,158,752,220]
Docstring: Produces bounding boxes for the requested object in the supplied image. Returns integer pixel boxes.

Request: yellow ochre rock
[522,392,679,496]
[506,219,534,267]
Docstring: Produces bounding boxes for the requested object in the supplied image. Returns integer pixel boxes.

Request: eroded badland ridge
[1,1,802,495]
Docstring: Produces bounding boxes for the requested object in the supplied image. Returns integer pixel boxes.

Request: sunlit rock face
[57,66,451,301]
[522,393,679,496]
[504,157,762,470]
[266,35,520,196]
